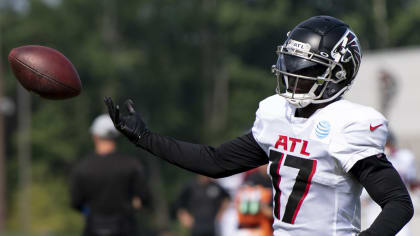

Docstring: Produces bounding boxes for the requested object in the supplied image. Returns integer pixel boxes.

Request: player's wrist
[132,128,150,146]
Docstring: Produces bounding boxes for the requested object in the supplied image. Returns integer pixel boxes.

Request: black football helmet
[272,16,362,108]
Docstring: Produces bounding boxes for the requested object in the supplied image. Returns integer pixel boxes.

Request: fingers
[105,97,137,127]
[104,97,116,123]
[115,105,120,125]
[104,96,121,125]
[127,100,135,115]
[104,97,114,113]
[124,99,136,115]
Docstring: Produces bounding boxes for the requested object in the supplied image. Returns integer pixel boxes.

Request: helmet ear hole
[323,83,340,98]
[335,70,347,81]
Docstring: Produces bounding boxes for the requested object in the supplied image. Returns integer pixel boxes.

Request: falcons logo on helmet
[332,29,362,78]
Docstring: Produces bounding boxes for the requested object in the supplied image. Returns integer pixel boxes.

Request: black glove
[104,97,149,145]
[358,231,372,236]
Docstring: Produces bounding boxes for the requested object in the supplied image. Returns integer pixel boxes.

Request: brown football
[8,45,82,100]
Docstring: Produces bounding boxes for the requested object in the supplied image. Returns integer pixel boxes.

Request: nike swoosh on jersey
[370,124,383,131]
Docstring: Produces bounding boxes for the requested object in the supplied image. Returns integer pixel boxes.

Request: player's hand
[104,97,149,144]
[357,231,371,236]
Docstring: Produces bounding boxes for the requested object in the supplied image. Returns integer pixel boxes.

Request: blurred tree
[0,20,6,233]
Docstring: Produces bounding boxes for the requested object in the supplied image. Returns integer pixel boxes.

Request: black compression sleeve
[349,154,414,236]
[136,131,268,178]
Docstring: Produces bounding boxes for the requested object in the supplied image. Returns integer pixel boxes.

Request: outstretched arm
[350,154,414,236]
[104,97,268,178]
[138,131,268,178]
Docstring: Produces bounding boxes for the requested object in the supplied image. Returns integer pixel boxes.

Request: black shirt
[176,178,229,236]
[70,151,148,215]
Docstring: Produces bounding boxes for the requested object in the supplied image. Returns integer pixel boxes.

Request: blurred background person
[216,173,245,236]
[385,132,418,191]
[235,165,273,236]
[362,131,418,236]
[70,114,150,236]
[175,175,230,236]
[378,69,398,118]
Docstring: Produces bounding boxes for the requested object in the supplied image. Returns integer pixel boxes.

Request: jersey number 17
[269,149,317,224]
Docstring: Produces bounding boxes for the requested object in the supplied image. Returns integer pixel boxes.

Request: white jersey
[251,95,388,236]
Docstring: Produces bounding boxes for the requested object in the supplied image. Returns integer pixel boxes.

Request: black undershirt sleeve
[136,131,268,178]
[349,154,414,236]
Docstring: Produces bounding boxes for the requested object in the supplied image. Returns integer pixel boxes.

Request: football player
[104,16,413,236]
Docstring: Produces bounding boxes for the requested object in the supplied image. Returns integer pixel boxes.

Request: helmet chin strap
[287,98,312,108]
[311,86,349,104]
[281,79,320,108]
[285,85,349,109]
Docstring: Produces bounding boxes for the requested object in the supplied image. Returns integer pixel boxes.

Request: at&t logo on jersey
[315,120,331,139]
